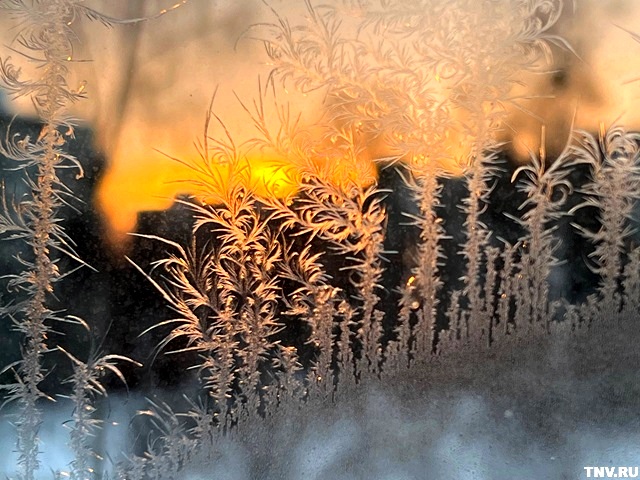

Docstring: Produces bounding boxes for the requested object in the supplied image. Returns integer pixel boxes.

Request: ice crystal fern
[1,0,639,478]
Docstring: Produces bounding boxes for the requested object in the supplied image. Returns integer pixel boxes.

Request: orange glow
[94,106,474,245]
[191,155,301,205]
[95,138,382,244]
[97,158,193,238]
[97,151,300,241]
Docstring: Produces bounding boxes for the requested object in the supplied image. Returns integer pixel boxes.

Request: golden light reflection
[96,139,384,247]
[97,158,191,238]
[96,152,301,243]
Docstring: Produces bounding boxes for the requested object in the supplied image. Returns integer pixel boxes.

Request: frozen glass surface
[1,1,640,478]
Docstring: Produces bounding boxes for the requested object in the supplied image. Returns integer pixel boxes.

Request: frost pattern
[1,0,639,479]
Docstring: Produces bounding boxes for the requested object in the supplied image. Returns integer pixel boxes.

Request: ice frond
[569,125,640,314]
[510,128,574,328]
